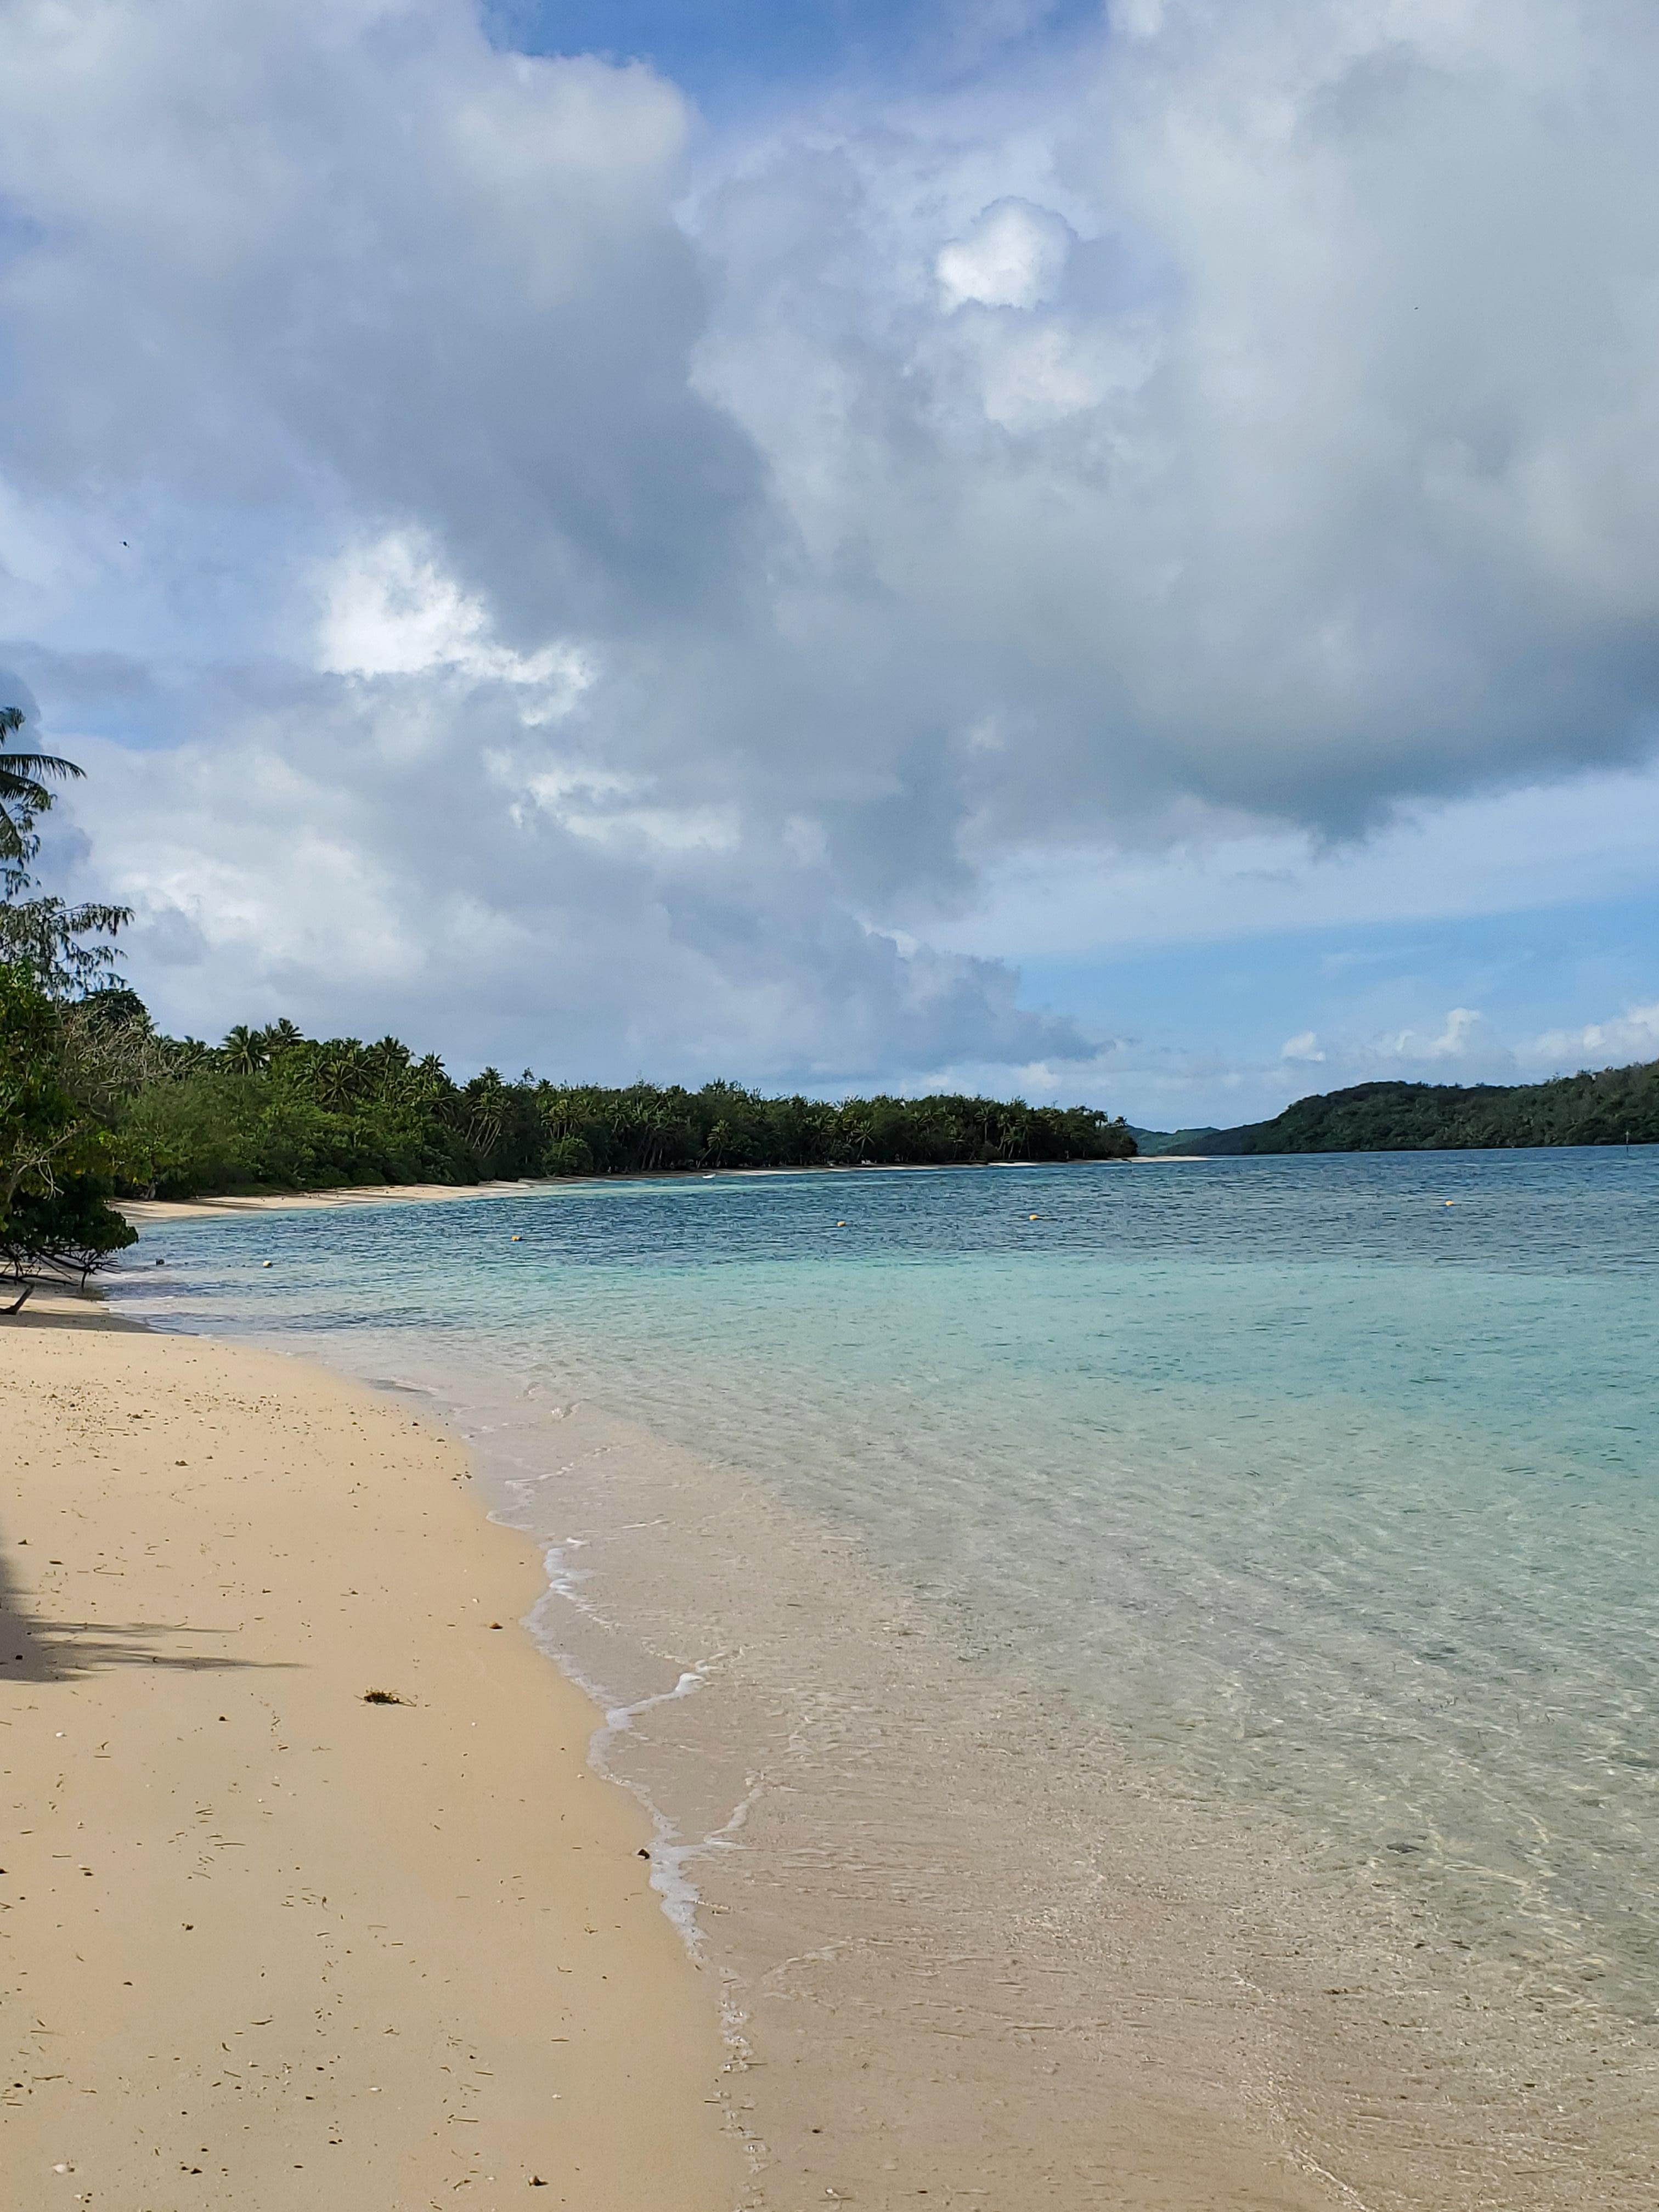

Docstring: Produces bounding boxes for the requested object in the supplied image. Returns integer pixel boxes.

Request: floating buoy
[837,1221,847,1227]
[511,1234,522,1242]
[1029,1214,1040,1220]
[262,1260,273,1267]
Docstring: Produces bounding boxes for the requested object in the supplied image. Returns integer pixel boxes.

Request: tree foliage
[0,708,131,998]
[0,713,140,1275]
[1193,1065,1659,1154]
[0,962,137,1278]
[96,1014,1135,1198]
[0,888,134,996]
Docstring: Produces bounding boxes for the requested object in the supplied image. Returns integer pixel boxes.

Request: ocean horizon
[111,1148,1659,2207]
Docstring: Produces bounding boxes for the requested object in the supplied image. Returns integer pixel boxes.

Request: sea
[109,1149,1659,2208]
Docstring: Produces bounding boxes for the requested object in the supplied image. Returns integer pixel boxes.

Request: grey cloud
[57,686,1089,1082]
[0,665,41,721]
[128,902,212,972]
[0,3,765,644]
[693,0,1659,842]
[0,646,171,747]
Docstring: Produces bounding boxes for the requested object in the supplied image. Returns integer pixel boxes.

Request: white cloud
[695,0,1659,844]
[1281,1031,1325,1062]
[1375,1006,1491,1064]
[1113,0,1166,40]
[936,198,1074,311]
[1526,1002,1659,1071]
[58,705,1085,1081]
[315,533,592,706]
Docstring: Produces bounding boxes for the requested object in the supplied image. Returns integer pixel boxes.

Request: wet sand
[0,1300,743,2210]
[461,1381,1659,2212]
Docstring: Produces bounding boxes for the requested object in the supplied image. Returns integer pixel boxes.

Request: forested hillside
[1192,1062,1659,1154]
[1127,1125,1220,1156]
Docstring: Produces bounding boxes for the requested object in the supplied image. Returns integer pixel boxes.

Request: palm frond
[1,752,84,783]
[0,772,55,809]
[1,703,84,788]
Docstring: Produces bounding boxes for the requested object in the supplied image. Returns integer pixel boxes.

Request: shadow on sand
[2,1296,295,1685]
[1,1544,292,1685]
[0,1291,146,1335]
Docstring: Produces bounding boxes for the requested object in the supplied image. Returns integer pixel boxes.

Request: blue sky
[1014,893,1659,1128]
[492,2,1102,103]
[4,0,1659,1127]
[496,0,936,92]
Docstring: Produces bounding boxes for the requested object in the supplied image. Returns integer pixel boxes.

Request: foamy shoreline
[0,1293,743,2209]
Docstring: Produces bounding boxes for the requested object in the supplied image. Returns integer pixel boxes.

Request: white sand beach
[1,1302,743,2210]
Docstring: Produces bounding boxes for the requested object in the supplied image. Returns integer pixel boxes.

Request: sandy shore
[1,1299,744,2210]
[117,1178,560,1225]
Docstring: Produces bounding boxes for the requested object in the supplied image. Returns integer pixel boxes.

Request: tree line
[104,1014,1135,1197]
[1190,1067,1659,1154]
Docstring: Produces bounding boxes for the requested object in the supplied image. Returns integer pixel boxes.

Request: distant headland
[1137,1060,1659,1156]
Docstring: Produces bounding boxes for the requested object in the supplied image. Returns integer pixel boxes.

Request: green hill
[1126,1125,1221,1156]
[1190,1062,1659,1155]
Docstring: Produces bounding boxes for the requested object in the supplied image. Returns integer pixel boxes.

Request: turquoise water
[115,1150,1659,2025]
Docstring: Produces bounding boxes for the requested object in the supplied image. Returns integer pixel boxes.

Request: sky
[3,0,1659,1128]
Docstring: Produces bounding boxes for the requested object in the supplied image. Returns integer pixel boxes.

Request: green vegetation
[104,1014,1136,1197]
[0,961,138,1279]
[9,985,1139,1239]
[1192,1066,1659,1154]
[1,711,137,1280]
[1126,1124,1220,1156]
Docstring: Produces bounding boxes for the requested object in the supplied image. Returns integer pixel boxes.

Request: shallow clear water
[115,1149,1659,2039]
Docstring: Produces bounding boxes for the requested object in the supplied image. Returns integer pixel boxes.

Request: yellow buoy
[262,1260,272,1267]
[1029,1214,1040,1220]
[511,1234,522,1241]
[837,1221,847,1227]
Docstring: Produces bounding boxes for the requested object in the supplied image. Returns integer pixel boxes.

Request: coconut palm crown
[1,704,84,862]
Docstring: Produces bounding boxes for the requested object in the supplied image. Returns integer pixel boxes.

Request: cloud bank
[3,0,1659,1091]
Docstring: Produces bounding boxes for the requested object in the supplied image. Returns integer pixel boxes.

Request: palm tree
[312,1042,368,1111]
[222,1024,271,1075]
[1,706,84,864]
